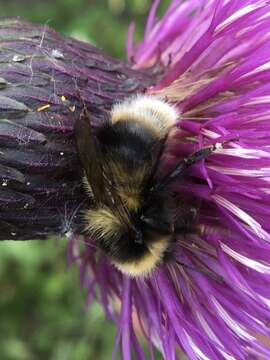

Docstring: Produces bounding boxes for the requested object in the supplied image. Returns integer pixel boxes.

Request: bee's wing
[75,109,108,205]
[75,109,133,228]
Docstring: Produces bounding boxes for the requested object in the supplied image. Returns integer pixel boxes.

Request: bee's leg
[155,138,237,192]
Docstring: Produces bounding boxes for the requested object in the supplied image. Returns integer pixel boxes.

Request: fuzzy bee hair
[111,95,177,135]
[75,94,226,277]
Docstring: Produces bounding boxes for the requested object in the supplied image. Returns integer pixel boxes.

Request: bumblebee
[75,95,223,277]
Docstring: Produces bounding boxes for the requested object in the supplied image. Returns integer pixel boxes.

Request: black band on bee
[96,120,159,165]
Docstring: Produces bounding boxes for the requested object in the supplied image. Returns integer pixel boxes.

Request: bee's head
[85,194,174,277]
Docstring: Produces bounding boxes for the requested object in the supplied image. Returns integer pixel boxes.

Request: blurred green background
[0,0,171,359]
[0,0,170,59]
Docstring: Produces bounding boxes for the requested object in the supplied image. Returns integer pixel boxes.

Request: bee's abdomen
[96,120,156,212]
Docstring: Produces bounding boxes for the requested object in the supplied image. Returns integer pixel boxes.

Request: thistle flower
[1,1,270,359]
[70,1,270,359]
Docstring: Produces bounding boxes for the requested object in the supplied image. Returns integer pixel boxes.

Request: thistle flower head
[0,17,153,240]
[70,1,270,359]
